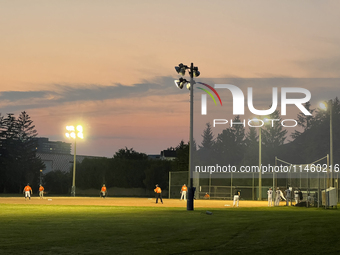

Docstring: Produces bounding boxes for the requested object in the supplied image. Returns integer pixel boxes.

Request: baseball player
[154,184,163,204]
[100,184,107,198]
[39,185,44,199]
[180,184,188,201]
[23,184,32,200]
[294,188,299,205]
[275,187,285,206]
[267,187,273,207]
[233,188,241,207]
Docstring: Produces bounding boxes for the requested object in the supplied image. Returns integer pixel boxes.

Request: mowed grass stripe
[0,204,339,255]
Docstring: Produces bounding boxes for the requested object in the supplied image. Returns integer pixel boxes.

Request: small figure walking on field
[267,187,273,207]
[154,184,163,204]
[233,187,241,207]
[180,184,188,201]
[23,184,32,200]
[100,184,107,198]
[39,185,44,199]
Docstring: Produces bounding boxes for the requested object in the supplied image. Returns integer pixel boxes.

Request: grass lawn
[0,204,339,255]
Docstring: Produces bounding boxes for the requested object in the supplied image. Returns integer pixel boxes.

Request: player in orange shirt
[204,193,210,199]
[100,184,107,198]
[39,185,45,199]
[154,184,163,204]
[23,184,32,200]
[180,184,188,201]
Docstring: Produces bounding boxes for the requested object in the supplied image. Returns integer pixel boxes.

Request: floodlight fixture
[174,77,189,89]
[175,63,188,76]
[319,102,327,111]
[192,67,200,77]
[77,125,83,132]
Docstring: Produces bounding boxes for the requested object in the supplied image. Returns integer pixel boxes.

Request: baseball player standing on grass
[39,185,44,199]
[275,187,281,206]
[180,184,188,201]
[233,187,241,207]
[294,188,299,205]
[267,187,273,206]
[100,184,107,198]
[23,184,32,200]
[154,184,163,204]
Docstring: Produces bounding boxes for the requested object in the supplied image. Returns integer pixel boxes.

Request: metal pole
[168,171,171,199]
[187,63,194,211]
[327,154,329,189]
[330,100,333,187]
[40,170,42,186]
[71,139,76,197]
[252,172,254,200]
[259,126,262,200]
[274,157,276,191]
[208,172,211,199]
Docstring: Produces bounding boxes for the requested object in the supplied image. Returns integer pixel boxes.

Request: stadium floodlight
[175,63,188,76]
[65,125,84,197]
[319,100,333,187]
[319,102,327,111]
[191,67,200,77]
[174,77,189,89]
[174,62,200,211]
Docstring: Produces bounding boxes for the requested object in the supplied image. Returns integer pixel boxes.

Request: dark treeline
[0,112,44,193]
[196,99,340,168]
[45,145,189,194]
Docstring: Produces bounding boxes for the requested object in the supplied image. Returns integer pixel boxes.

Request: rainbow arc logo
[197,82,222,115]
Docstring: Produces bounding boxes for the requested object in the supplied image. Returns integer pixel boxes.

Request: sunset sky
[1,1,340,157]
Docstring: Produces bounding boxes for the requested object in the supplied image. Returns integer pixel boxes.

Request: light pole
[250,117,268,200]
[65,125,84,197]
[319,100,333,188]
[174,63,200,211]
[259,125,262,200]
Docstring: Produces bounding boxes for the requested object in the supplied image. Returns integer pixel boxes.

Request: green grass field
[1,204,339,255]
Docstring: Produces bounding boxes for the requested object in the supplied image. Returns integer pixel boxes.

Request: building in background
[35,137,103,173]
[160,149,177,160]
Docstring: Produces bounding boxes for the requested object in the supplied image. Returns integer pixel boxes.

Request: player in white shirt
[267,187,273,207]
[275,187,286,206]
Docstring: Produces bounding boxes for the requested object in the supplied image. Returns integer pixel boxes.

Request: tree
[113,147,148,160]
[214,116,245,166]
[0,112,44,193]
[261,110,288,165]
[291,101,315,139]
[199,122,215,150]
[243,127,258,166]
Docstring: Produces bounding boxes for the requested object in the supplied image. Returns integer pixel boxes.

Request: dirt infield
[0,196,286,208]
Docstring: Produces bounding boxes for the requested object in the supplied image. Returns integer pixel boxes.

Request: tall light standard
[174,63,200,211]
[319,100,333,188]
[250,117,268,200]
[65,125,84,197]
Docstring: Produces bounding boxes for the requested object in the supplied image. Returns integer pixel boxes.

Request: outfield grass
[0,204,339,255]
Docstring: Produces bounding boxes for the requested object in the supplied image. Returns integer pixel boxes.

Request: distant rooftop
[34,137,71,155]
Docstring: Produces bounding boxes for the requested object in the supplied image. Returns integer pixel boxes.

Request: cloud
[0,76,182,112]
[1,77,340,115]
